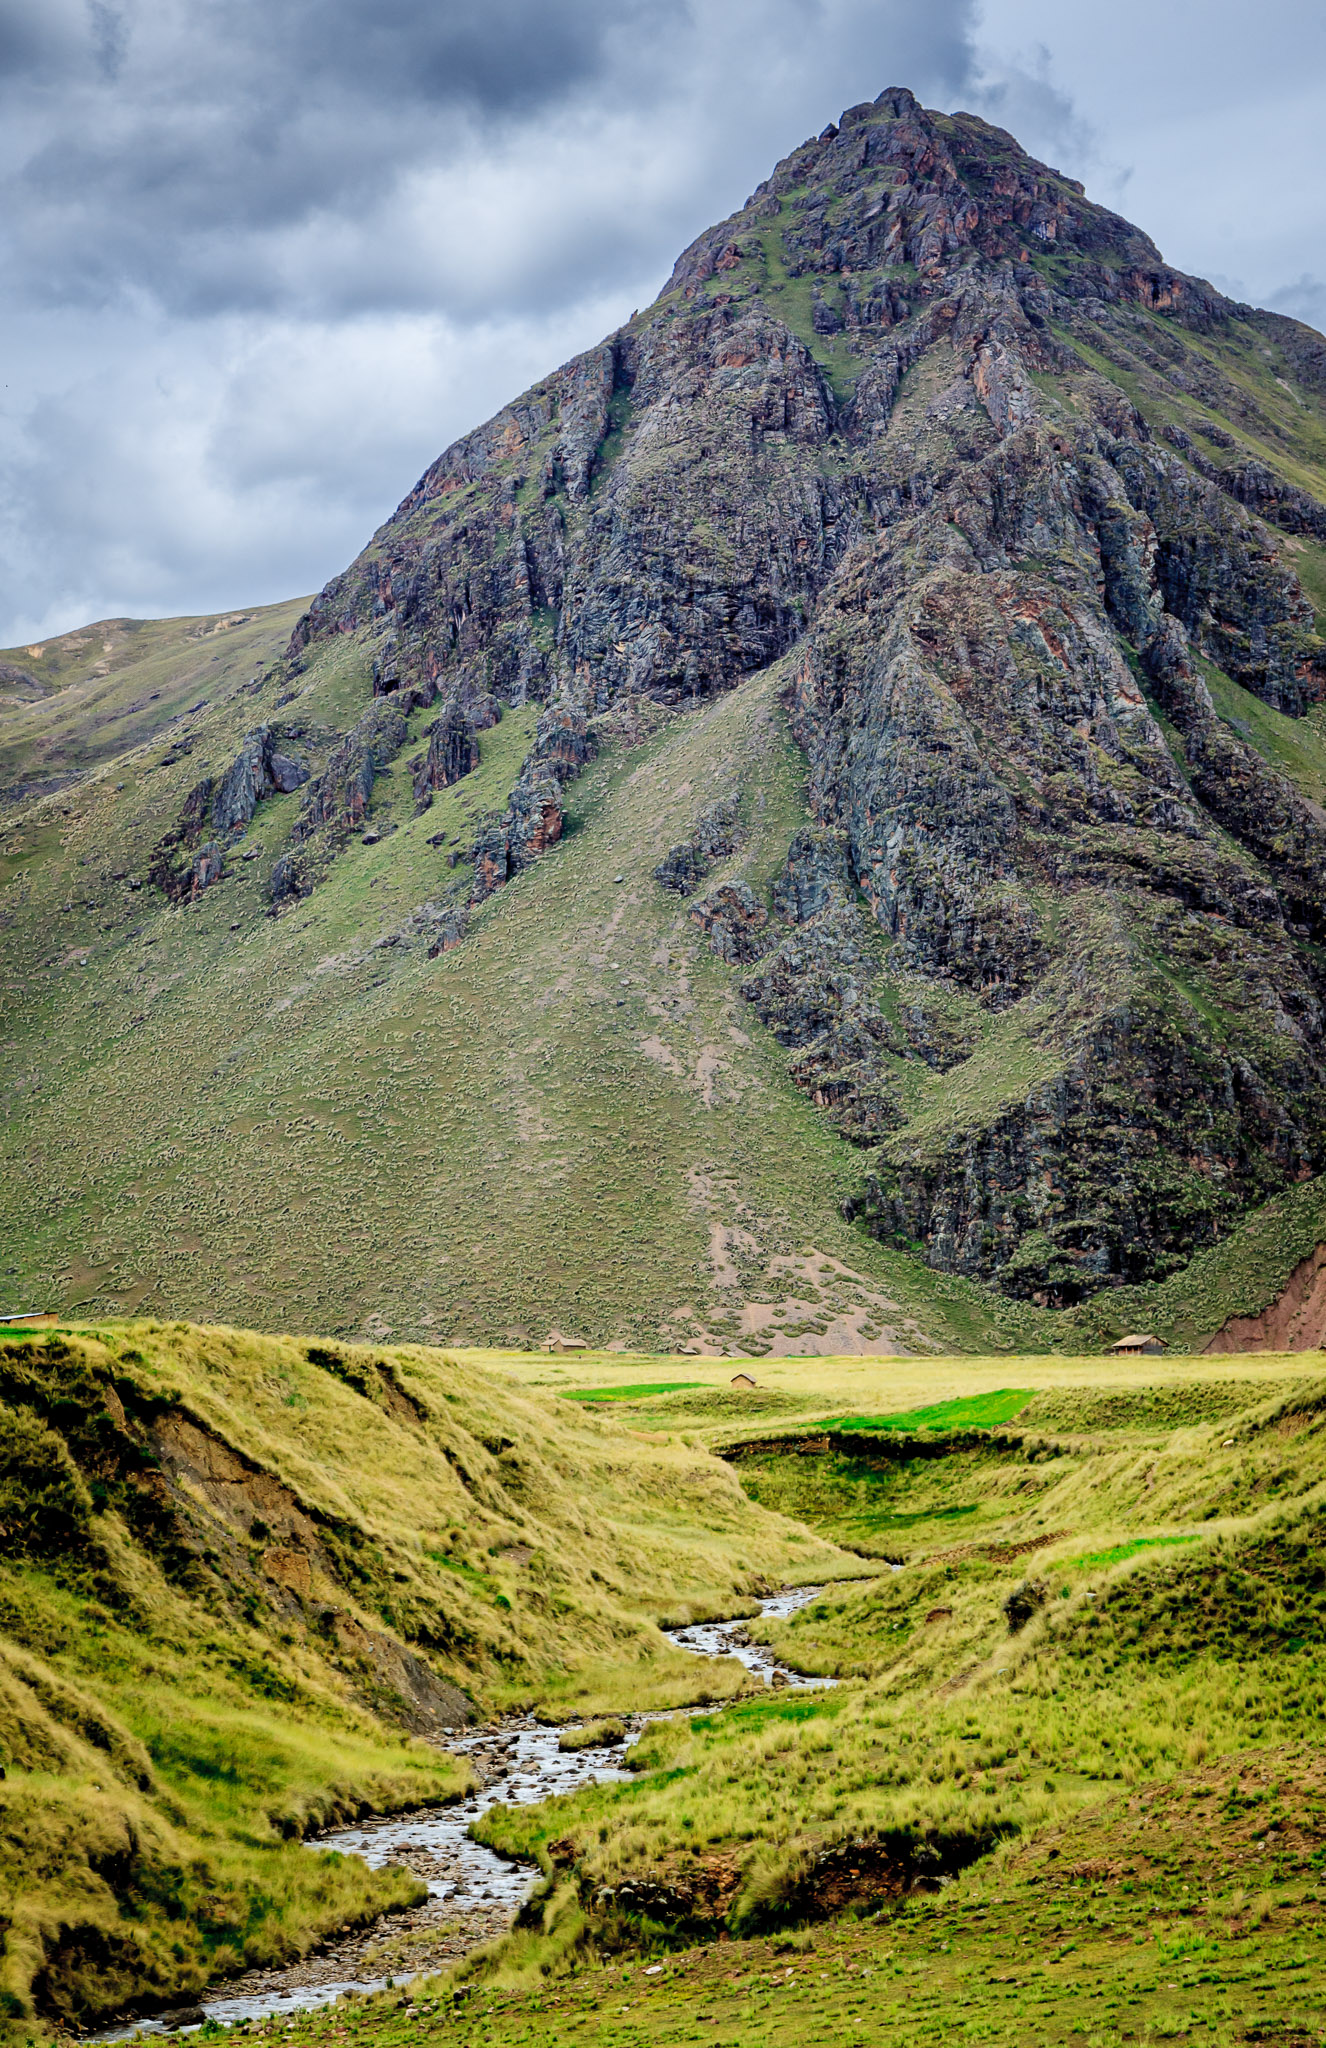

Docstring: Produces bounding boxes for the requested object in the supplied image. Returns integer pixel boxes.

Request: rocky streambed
[92,1587,829,2038]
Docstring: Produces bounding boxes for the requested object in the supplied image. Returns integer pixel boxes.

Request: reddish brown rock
[1205,1244,1326,1353]
[688,882,772,964]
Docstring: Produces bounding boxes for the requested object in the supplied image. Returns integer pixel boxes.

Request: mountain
[5,88,1326,1350]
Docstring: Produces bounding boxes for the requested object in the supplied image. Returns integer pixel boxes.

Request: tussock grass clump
[558,1719,628,1752]
[1017,1378,1278,1434]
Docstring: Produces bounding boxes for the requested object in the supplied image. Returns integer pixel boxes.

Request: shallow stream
[93,1586,828,2038]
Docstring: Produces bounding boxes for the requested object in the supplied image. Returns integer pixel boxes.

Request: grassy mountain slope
[0,655,1037,1352]
[0,599,308,799]
[0,1318,847,2032]
[6,638,1326,1354]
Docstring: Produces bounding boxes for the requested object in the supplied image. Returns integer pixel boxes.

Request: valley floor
[3,1324,1324,2045]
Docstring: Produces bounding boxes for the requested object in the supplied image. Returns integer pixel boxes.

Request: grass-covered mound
[252,1744,1326,2048]
[0,1318,847,2035]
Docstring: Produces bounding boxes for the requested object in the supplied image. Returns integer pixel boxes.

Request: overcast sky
[1,0,1323,647]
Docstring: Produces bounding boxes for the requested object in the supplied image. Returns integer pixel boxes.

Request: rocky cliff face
[188,91,1326,1306]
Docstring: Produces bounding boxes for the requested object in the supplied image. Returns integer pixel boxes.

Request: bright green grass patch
[871,1500,980,1529]
[559,1383,707,1403]
[1061,1533,1200,1575]
[1198,653,1326,807]
[824,1390,1036,1434]
[687,1691,844,1735]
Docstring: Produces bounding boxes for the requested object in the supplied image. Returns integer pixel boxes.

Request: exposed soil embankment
[595,1826,995,1936]
[1205,1243,1326,1353]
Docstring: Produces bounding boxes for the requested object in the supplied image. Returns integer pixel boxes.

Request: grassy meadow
[230,1767,1326,2048]
[3,1321,1325,2044]
[465,1366,1326,1936]
[159,1340,1326,2048]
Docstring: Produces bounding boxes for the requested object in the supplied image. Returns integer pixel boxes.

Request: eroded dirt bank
[1206,1243,1326,1351]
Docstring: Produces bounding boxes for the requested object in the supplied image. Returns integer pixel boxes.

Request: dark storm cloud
[2,0,700,312]
[1,0,984,321]
[0,0,988,640]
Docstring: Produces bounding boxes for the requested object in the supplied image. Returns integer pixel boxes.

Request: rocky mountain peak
[261,85,1326,1310]
[8,88,1326,1347]
[672,85,1193,317]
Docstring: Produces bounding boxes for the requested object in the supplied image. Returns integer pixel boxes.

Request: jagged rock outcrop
[1100,428,1323,716]
[148,775,224,900]
[654,799,740,896]
[469,769,564,903]
[410,900,469,957]
[772,827,853,923]
[293,700,408,844]
[1162,424,1326,541]
[149,726,310,898]
[460,695,596,903]
[741,895,907,1145]
[364,898,470,958]
[1141,617,1326,937]
[689,881,772,964]
[261,702,410,905]
[268,845,317,905]
[211,726,310,834]
[412,695,500,804]
[274,84,1326,1302]
[149,833,226,903]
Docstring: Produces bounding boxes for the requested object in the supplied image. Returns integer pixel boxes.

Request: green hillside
[0,599,309,798]
[391,1362,1326,2041]
[0,652,1021,1352]
[6,638,1326,1354]
[0,1317,848,2032]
